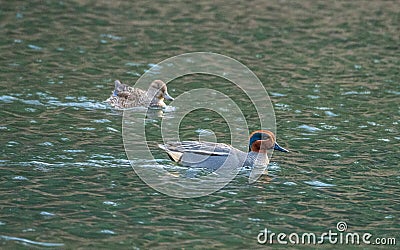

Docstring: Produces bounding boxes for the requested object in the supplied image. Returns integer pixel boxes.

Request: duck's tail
[113,80,125,96]
[158,144,183,163]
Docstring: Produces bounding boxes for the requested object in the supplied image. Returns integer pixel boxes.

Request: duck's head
[148,80,174,107]
[249,130,289,153]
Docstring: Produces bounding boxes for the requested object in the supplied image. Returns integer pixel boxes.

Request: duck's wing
[105,80,149,108]
[162,141,232,155]
[158,141,231,162]
[112,80,145,98]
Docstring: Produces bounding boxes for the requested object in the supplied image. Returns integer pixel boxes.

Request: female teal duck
[106,79,174,109]
[158,130,288,171]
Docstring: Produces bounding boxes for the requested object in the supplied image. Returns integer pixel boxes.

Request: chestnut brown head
[249,130,289,153]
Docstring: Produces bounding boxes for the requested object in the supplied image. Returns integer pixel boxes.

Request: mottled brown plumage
[106,80,174,109]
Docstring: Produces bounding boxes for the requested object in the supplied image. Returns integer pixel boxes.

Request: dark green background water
[1,0,399,248]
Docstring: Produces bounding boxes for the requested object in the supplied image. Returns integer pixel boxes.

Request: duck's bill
[274,142,289,152]
[163,92,174,101]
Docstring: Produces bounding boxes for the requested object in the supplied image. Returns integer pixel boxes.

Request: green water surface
[0,0,399,248]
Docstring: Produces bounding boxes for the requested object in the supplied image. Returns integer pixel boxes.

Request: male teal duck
[158,130,288,171]
[106,79,174,109]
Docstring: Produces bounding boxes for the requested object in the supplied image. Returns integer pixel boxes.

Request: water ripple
[47,100,108,110]
[297,124,322,132]
[1,95,108,110]
[304,180,335,188]
[0,235,64,247]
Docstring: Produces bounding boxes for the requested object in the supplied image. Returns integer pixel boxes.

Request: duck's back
[106,80,148,109]
[160,141,248,171]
